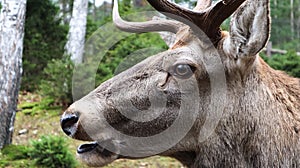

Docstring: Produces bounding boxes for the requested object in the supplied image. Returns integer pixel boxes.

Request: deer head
[61,0,275,167]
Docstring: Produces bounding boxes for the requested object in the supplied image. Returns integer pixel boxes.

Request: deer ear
[223,0,270,60]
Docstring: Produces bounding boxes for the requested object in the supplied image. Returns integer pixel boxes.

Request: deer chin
[76,141,119,167]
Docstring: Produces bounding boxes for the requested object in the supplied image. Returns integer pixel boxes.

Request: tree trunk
[290,0,294,39]
[0,0,27,149]
[64,0,88,64]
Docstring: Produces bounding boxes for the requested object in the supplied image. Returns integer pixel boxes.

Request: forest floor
[9,92,184,168]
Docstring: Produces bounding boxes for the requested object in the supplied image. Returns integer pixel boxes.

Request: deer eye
[173,64,194,79]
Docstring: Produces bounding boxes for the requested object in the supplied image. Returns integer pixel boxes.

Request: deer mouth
[76,140,119,167]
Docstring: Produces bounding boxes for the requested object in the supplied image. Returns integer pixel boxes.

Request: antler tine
[146,0,246,44]
[144,1,196,25]
[194,0,212,11]
[207,0,246,32]
[112,0,181,34]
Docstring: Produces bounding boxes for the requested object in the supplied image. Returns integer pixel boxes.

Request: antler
[112,0,181,34]
[113,0,246,44]
[146,0,246,43]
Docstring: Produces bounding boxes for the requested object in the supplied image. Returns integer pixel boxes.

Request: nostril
[61,114,79,136]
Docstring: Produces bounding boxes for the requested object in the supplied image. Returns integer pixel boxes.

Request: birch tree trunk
[0,0,27,149]
[64,0,88,64]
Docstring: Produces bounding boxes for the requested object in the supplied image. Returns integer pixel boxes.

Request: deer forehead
[171,26,219,50]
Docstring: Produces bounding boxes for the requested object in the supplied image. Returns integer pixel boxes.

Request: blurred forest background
[0,0,299,167]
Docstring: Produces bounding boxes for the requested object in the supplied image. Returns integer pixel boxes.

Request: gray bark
[0,0,27,149]
[64,0,88,64]
[290,0,294,39]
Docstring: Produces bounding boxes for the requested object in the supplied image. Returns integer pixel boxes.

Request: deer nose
[61,113,79,136]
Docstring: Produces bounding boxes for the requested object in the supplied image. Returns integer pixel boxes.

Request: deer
[61,0,300,167]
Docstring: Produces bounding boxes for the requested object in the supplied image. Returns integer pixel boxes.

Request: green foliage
[86,17,99,39]
[39,57,74,105]
[18,97,60,116]
[1,145,30,160]
[0,145,34,168]
[95,32,168,86]
[270,1,300,50]
[29,135,77,168]
[22,0,68,91]
[19,101,39,115]
[0,159,34,168]
[262,51,300,78]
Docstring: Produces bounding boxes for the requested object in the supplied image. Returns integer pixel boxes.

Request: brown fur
[190,57,300,167]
